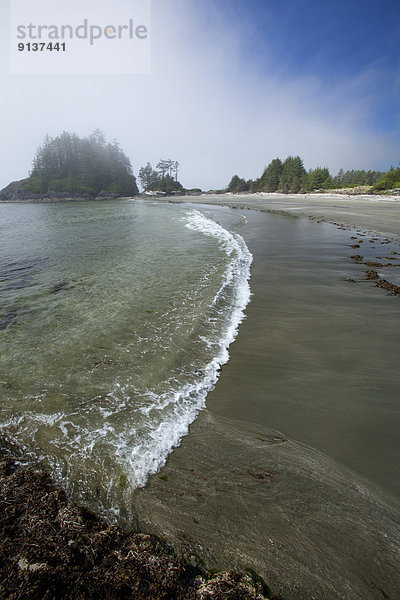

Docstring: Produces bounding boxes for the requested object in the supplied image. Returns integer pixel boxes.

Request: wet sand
[129,198,400,600]
[168,192,400,241]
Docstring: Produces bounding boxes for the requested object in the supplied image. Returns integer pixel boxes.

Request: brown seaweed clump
[363,271,400,295]
[364,270,379,280]
[0,452,280,600]
[376,279,400,295]
[350,255,363,262]
[364,261,383,268]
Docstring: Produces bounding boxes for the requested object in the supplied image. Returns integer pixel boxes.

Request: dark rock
[0,180,42,201]
[0,179,96,202]
[97,191,120,199]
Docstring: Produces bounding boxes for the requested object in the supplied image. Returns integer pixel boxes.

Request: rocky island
[0,131,139,202]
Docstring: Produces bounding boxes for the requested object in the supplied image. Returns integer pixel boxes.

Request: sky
[1,0,399,190]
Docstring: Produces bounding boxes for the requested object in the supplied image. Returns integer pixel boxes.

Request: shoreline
[1,197,399,599]
[0,444,276,600]
[2,189,400,240]
[128,203,400,599]
[160,191,400,242]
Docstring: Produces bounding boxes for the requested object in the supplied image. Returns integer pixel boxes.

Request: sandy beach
[1,193,399,599]
[129,194,400,600]
[166,191,400,241]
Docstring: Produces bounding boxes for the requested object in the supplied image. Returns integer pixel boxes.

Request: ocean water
[0,199,252,518]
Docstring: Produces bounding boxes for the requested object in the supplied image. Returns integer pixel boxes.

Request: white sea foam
[113,209,253,488]
[0,208,253,506]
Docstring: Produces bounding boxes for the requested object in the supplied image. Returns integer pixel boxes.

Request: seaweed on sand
[0,448,280,600]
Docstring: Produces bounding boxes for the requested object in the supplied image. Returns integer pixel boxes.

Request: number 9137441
[18,42,66,51]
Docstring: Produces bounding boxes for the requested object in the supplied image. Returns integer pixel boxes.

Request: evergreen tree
[228,175,249,193]
[335,168,344,186]
[333,168,385,187]
[258,158,283,192]
[139,159,183,192]
[279,156,306,193]
[151,174,184,193]
[173,161,180,181]
[249,179,259,193]
[156,160,170,178]
[138,162,159,190]
[28,131,138,196]
[307,167,332,190]
[372,165,400,191]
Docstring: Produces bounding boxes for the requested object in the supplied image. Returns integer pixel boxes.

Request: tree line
[228,156,398,194]
[138,160,183,193]
[24,132,185,196]
[20,131,400,198]
[27,130,139,196]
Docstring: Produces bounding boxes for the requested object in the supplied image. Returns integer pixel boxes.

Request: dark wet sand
[129,203,400,600]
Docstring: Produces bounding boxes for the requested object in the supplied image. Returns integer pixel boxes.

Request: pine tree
[27,131,138,196]
[258,158,283,192]
[279,156,306,193]
[138,163,154,189]
[307,167,332,190]
[227,175,249,193]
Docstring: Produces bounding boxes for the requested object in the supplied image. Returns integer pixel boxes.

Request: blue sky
[221,0,400,77]
[0,0,399,189]
[202,0,400,132]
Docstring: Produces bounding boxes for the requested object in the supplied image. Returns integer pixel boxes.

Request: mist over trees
[1,129,398,201]
[138,160,183,193]
[228,156,396,194]
[26,130,139,196]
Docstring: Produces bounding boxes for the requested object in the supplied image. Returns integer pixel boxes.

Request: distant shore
[158,191,400,242]
[3,189,400,240]
[0,194,122,203]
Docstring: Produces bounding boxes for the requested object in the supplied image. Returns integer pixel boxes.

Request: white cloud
[0,0,398,191]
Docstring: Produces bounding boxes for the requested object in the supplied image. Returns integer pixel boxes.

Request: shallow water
[2,199,400,598]
[0,199,252,518]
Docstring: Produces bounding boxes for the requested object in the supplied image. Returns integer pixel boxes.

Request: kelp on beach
[0,446,282,600]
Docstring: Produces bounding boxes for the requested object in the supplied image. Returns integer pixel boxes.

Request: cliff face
[0,180,43,201]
